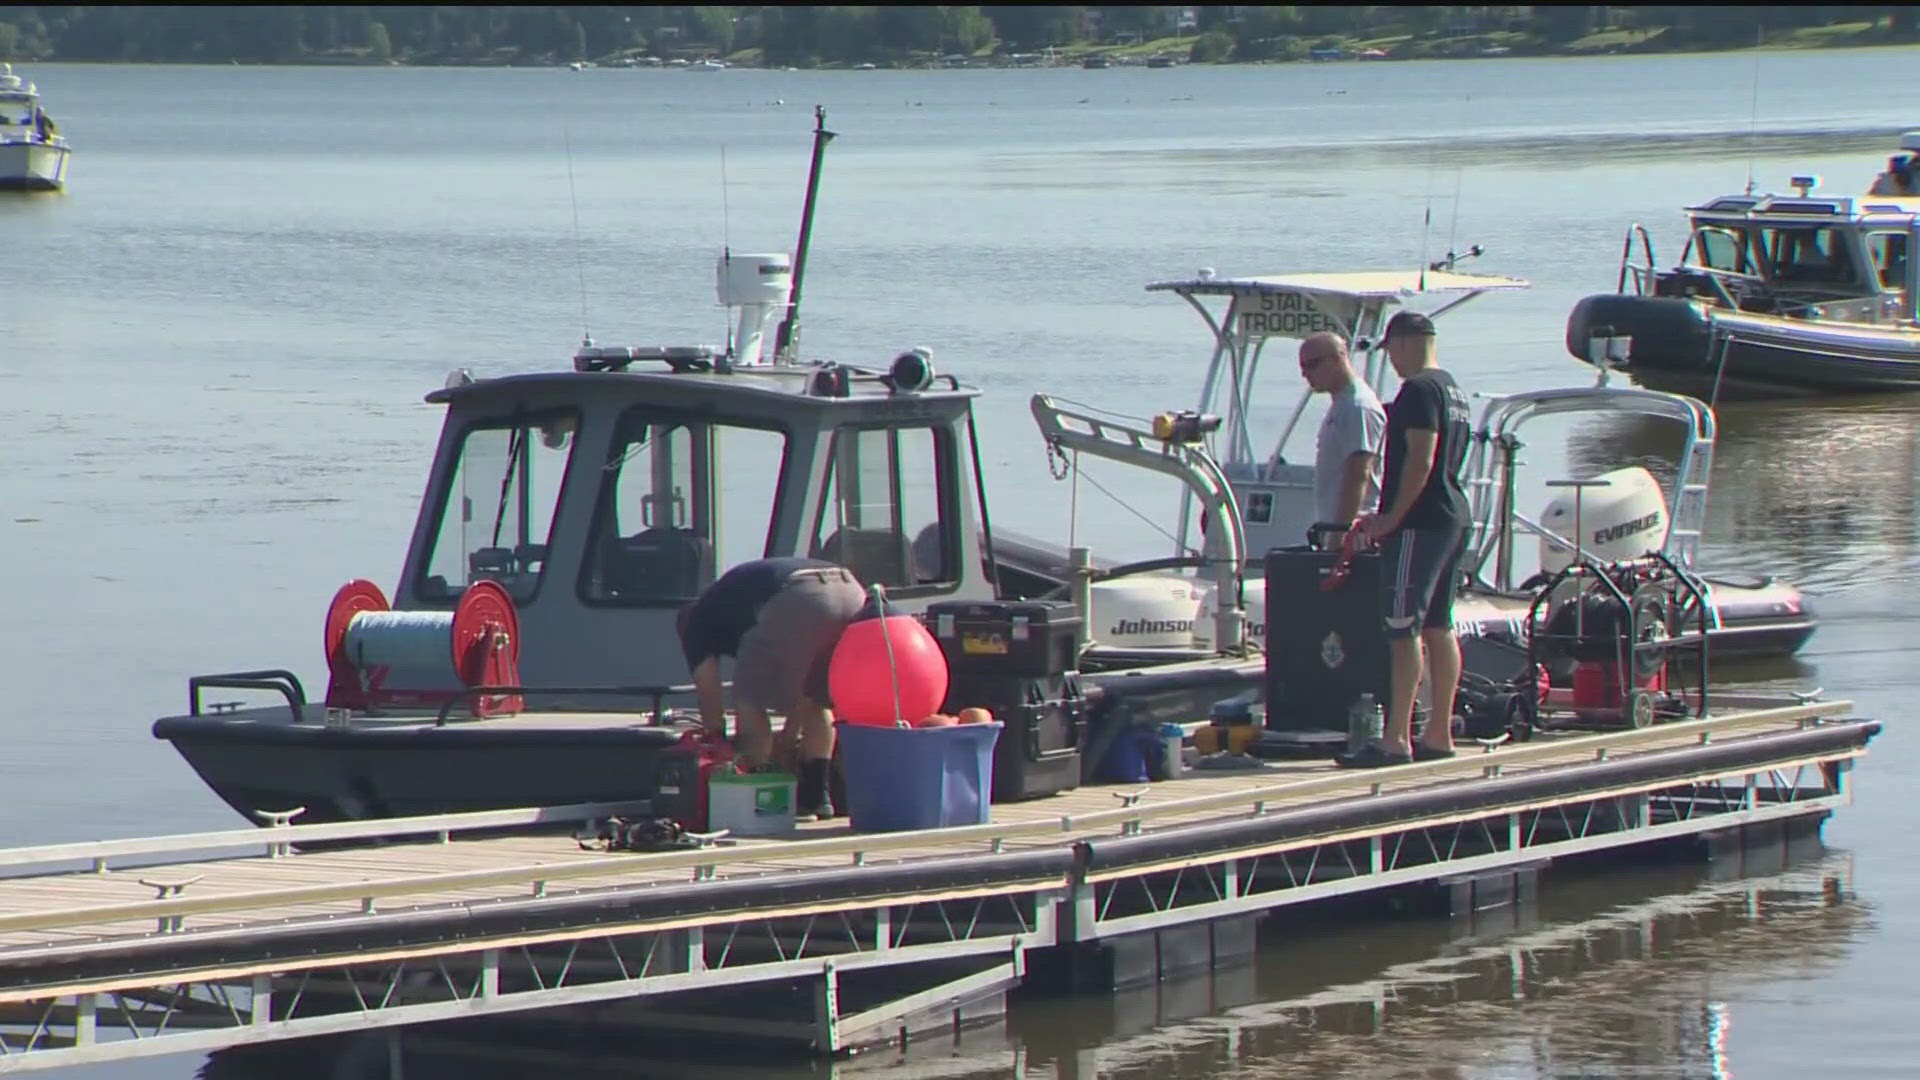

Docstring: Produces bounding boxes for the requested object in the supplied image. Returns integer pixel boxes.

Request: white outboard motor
[1087,576,1205,649]
[1193,578,1268,651]
[715,252,793,365]
[1538,466,1670,573]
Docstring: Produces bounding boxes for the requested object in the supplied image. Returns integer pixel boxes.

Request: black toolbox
[927,599,1080,679]
[1264,546,1389,733]
[926,600,1083,801]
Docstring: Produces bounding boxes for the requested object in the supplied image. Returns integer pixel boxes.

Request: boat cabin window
[580,410,789,606]
[809,425,955,595]
[1762,225,1860,288]
[1690,225,1756,274]
[419,409,578,604]
[1868,231,1910,291]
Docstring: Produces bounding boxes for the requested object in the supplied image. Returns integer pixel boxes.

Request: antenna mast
[773,106,836,363]
[1744,25,1762,195]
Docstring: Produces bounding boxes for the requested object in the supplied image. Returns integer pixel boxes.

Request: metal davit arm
[1030,394,1248,653]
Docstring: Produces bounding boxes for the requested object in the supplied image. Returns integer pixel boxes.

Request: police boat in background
[0,63,70,191]
[1567,132,1920,396]
[1003,267,1815,664]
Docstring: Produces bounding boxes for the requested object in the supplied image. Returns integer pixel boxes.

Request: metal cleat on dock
[136,875,204,933]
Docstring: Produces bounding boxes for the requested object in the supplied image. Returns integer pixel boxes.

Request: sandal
[1335,744,1413,770]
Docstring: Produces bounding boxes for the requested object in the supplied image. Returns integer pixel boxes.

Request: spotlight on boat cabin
[1152,410,1222,444]
[888,347,936,392]
[1789,174,1820,197]
[444,368,475,390]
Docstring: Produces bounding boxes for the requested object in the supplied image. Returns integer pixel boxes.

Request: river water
[5,49,1919,1078]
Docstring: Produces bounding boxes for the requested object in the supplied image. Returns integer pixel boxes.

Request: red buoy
[828,614,949,728]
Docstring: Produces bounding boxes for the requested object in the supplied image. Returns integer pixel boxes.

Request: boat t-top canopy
[1147,266,1528,560]
[1150,268,1528,471]
[1149,269,1529,300]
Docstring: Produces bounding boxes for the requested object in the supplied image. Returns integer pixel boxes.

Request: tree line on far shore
[1,6,1914,68]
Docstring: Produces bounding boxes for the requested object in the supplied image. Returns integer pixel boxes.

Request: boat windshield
[420,408,579,604]
[580,408,788,606]
[1690,225,1759,275]
[1761,224,1862,289]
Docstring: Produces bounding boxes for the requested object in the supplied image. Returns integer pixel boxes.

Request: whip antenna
[562,121,590,347]
[720,144,732,254]
[720,145,734,358]
[1744,26,1762,195]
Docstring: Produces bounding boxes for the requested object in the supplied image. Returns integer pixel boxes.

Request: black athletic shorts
[1379,527,1467,638]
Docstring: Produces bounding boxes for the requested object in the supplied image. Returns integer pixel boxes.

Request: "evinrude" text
[1594,510,1662,547]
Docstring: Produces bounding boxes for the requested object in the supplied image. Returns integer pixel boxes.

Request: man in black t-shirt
[1342,311,1474,769]
[677,557,867,816]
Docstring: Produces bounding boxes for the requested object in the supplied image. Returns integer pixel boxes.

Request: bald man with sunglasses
[1291,332,1386,548]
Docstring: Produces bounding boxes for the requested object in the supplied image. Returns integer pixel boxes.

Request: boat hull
[153,656,1269,829]
[0,139,70,191]
[1568,293,1920,396]
[1454,577,1817,660]
[152,708,683,826]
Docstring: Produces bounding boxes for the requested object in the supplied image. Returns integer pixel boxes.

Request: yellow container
[1193,725,1222,755]
[1226,725,1260,754]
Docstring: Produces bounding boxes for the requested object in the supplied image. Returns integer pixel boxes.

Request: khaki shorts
[734,567,867,714]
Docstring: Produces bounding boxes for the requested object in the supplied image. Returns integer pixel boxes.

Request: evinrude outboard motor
[1538,467,1670,574]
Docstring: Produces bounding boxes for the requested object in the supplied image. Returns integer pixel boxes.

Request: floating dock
[0,699,1875,1073]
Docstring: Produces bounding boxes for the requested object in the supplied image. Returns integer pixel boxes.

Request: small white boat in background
[688,58,726,71]
[0,63,69,191]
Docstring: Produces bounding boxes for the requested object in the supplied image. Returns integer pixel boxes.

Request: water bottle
[1347,693,1377,753]
[1158,722,1186,778]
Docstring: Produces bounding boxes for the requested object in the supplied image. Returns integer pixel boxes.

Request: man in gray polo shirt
[1297,332,1386,545]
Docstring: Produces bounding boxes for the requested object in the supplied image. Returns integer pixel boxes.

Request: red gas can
[1572,661,1665,711]
[648,729,735,832]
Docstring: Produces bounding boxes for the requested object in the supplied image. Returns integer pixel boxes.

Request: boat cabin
[396,349,996,690]
[1638,147,1920,329]
[0,64,56,142]
[1144,269,1528,563]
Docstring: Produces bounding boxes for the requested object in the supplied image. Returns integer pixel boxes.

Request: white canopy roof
[1147,269,1530,299]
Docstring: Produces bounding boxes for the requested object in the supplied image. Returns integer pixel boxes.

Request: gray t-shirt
[1314,381,1387,524]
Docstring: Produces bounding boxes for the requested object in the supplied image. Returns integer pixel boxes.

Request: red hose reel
[322,579,522,717]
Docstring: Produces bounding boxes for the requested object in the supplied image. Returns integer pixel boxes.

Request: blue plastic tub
[836,721,1003,833]
[1099,724,1153,783]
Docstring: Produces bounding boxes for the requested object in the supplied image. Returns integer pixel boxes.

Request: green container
[707,770,797,837]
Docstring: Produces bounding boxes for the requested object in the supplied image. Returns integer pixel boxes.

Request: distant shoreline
[16,38,1920,72]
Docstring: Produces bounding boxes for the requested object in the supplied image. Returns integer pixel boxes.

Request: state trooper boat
[147,112,1809,827]
[1006,264,1816,664]
[150,235,1290,825]
[1567,131,1920,396]
[146,257,1815,827]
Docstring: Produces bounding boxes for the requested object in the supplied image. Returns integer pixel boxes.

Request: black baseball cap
[1384,311,1436,340]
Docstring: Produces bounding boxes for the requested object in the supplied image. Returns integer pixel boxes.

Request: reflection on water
[199,856,1859,1080]
[1078,125,1902,174]
[1566,398,1920,594]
